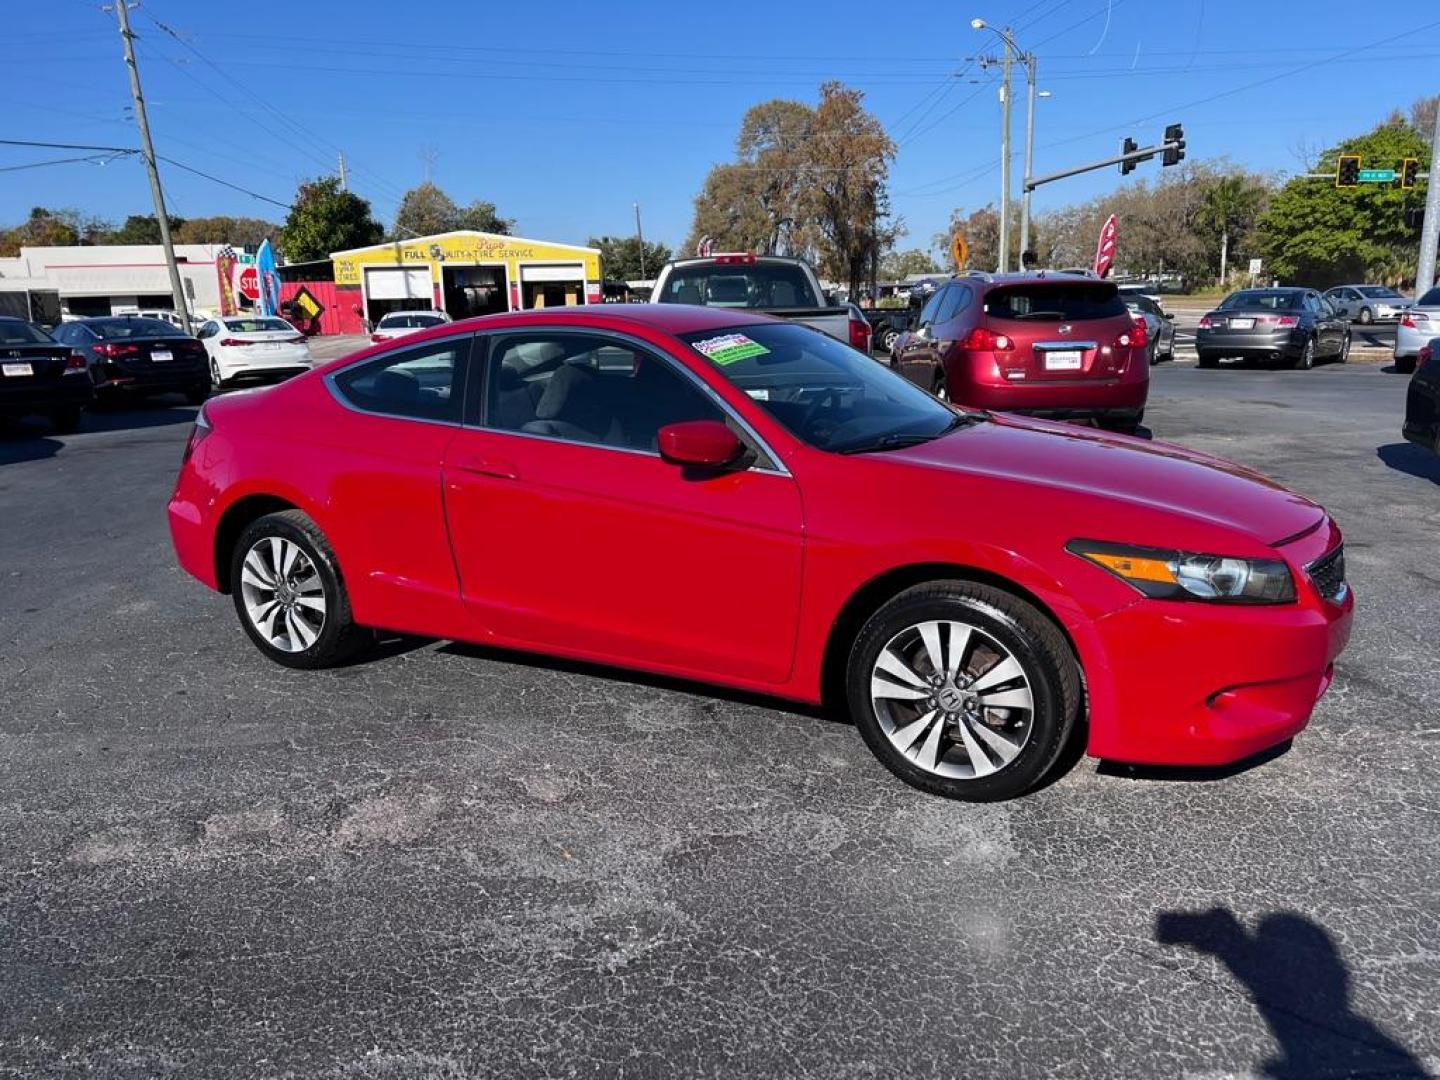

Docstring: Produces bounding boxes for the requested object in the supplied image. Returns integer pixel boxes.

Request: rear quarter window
[1419,287,1440,307]
[984,284,1125,321]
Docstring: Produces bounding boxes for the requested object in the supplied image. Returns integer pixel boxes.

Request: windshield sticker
[692,333,770,366]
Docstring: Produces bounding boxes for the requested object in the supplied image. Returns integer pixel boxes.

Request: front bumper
[1076,522,1353,766]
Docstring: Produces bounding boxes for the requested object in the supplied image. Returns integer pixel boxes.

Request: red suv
[892,272,1149,434]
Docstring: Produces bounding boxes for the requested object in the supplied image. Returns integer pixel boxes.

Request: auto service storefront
[331,231,602,326]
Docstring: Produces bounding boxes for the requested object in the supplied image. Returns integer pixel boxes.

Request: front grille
[1307,546,1347,603]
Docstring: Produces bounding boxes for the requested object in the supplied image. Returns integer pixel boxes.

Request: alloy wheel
[211,360,223,389]
[238,536,327,653]
[869,619,1034,780]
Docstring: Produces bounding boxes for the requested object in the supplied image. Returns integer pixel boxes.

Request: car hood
[889,414,1324,547]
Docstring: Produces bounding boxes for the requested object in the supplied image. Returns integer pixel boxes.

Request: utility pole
[338,151,348,191]
[998,33,1014,273]
[112,0,190,333]
[633,202,647,280]
[1018,53,1039,266]
[1416,105,1440,296]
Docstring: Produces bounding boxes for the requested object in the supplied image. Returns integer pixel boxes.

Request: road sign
[1248,257,1263,275]
[1358,168,1397,183]
[951,232,969,269]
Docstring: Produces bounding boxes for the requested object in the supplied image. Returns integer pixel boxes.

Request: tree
[685,163,775,256]
[174,216,278,247]
[588,235,673,281]
[1255,119,1430,286]
[1195,172,1269,285]
[392,182,512,238]
[879,248,940,279]
[280,176,383,262]
[1410,95,1438,141]
[0,207,109,254]
[107,214,185,246]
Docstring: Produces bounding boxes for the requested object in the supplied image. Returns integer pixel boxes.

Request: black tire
[879,327,898,354]
[1358,306,1373,325]
[210,359,225,390]
[1198,352,1219,369]
[1293,336,1316,370]
[49,406,83,434]
[185,384,210,405]
[1098,413,1143,436]
[1395,355,1417,375]
[845,580,1080,802]
[229,510,371,670]
[933,372,949,402]
[1338,333,1351,363]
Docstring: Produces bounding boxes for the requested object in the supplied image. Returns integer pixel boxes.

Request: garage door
[365,267,432,301]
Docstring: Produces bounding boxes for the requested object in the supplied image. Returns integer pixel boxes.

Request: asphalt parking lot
[1,358,1437,1079]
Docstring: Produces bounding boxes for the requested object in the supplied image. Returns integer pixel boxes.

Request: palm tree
[1198,175,1267,286]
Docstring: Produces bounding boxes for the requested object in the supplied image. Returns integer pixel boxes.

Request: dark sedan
[1196,288,1350,370]
[1403,341,1440,454]
[52,316,208,404]
[0,317,93,433]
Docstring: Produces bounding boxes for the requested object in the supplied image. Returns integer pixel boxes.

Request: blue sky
[4,0,1436,255]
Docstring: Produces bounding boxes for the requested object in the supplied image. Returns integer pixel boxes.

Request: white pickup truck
[651,253,852,343]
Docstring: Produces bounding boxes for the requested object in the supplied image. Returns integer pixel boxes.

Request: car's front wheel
[230,510,370,669]
[846,580,1080,801]
[1358,306,1373,325]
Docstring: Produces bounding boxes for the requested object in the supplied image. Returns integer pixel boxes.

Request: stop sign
[235,265,259,301]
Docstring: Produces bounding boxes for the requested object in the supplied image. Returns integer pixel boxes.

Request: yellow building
[331,231,602,325]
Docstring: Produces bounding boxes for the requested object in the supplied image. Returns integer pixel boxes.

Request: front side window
[681,322,963,455]
[1358,286,1401,299]
[333,338,465,422]
[485,332,725,453]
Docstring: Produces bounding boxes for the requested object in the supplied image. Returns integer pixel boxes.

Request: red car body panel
[169,305,1353,768]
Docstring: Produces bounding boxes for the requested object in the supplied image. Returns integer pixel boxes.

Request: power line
[0,153,128,173]
[154,156,293,210]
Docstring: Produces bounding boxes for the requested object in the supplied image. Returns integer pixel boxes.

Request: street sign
[1358,168,1397,183]
[951,232,969,269]
[1248,257,1262,275]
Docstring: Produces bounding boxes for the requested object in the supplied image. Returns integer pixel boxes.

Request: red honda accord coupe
[169,305,1353,800]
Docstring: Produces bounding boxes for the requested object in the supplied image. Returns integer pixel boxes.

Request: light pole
[1019,76,1051,267]
[634,202,647,281]
[972,19,1038,274]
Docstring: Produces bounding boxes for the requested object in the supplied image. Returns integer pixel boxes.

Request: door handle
[452,455,519,480]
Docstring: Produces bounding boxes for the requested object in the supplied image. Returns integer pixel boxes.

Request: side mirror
[658,420,743,468]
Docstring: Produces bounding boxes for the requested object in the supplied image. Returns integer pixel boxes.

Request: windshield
[89,317,185,338]
[1358,286,1401,299]
[224,318,293,333]
[0,320,53,345]
[659,263,821,309]
[379,313,445,328]
[1219,290,1302,311]
[984,283,1125,321]
[680,322,969,454]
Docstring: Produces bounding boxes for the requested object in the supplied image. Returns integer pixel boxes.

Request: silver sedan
[1124,295,1175,364]
[1322,284,1413,324]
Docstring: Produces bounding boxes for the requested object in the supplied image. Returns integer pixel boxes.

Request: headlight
[1067,541,1295,603]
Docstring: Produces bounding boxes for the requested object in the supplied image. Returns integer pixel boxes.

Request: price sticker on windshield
[692,333,770,366]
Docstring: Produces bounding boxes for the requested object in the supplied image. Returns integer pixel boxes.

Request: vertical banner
[255,239,281,318]
[215,246,238,316]
[1093,214,1118,279]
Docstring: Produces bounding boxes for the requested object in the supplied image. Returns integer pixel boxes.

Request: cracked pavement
[1,360,1436,1079]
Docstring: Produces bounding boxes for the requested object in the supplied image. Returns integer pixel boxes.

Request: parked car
[1395,285,1440,374]
[889,272,1149,434]
[51,315,208,404]
[652,253,851,343]
[841,302,873,353]
[0,316,93,433]
[197,316,313,389]
[1321,284,1413,325]
[1402,341,1439,453]
[1124,294,1175,364]
[860,307,915,356]
[169,304,1352,801]
[370,310,452,343]
[1196,288,1350,370]
[133,308,188,330]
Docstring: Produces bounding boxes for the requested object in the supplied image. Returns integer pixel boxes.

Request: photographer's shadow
[1156,907,1432,1079]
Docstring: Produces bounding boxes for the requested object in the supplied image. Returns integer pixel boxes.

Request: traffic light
[1120,137,1138,176]
[1162,123,1185,167]
[1406,207,1424,230]
[1401,158,1419,189]
[1336,155,1361,187]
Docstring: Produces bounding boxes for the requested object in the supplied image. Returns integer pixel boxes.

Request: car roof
[663,255,809,268]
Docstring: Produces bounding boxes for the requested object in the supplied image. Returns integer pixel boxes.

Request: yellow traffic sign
[951,233,969,269]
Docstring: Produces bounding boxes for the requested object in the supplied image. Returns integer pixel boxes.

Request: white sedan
[197,316,313,388]
[370,310,452,343]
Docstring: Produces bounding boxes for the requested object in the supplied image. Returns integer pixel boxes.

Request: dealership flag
[1092,214,1118,279]
[255,239,281,317]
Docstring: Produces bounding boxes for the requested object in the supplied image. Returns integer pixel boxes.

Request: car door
[441,328,804,685]
[895,287,947,387]
[1310,294,1342,355]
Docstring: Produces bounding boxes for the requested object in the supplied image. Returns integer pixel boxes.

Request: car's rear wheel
[185,384,209,405]
[1198,352,1219,369]
[846,580,1080,801]
[1395,355,1417,375]
[49,406,83,434]
[210,360,226,389]
[933,372,949,402]
[230,510,370,670]
[1339,333,1351,363]
[1294,337,1316,370]
[1098,412,1143,436]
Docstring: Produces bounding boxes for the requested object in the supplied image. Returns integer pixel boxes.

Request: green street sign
[1358,168,1396,183]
